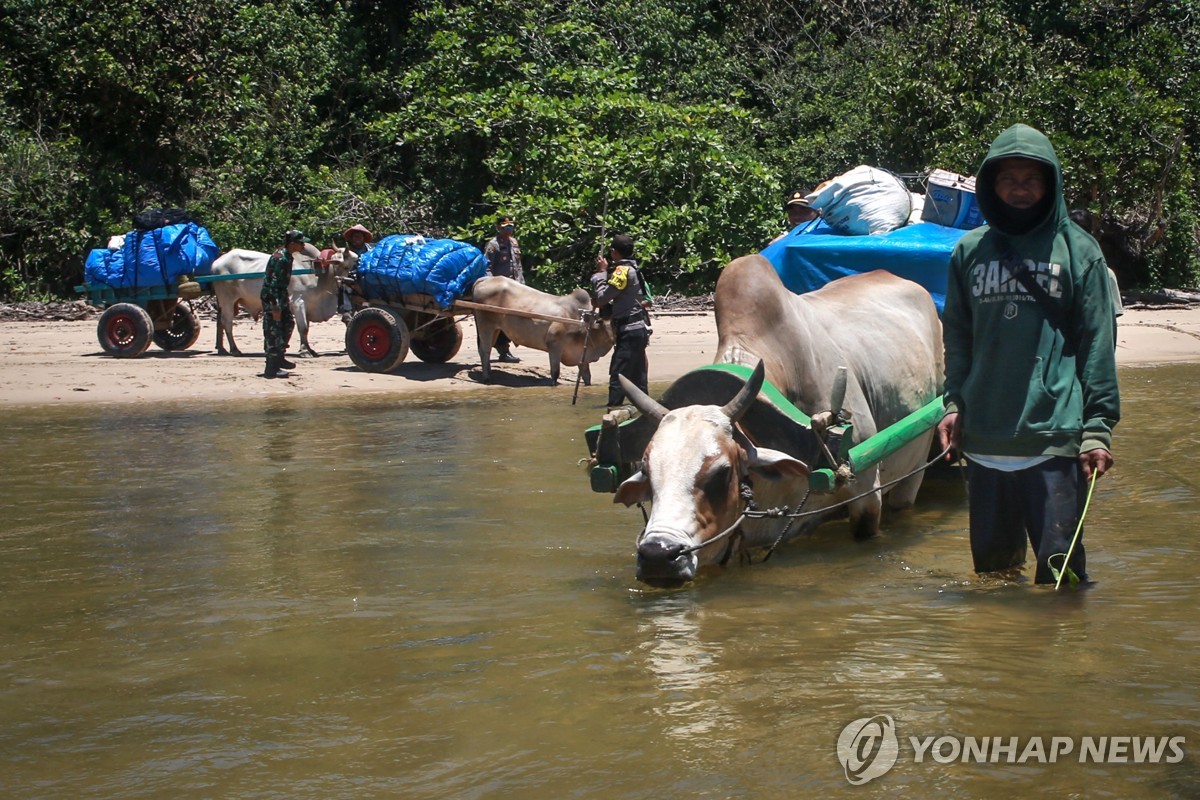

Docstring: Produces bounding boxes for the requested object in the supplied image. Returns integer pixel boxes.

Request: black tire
[345,307,409,373]
[97,303,154,358]
[410,319,463,363]
[152,305,201,351]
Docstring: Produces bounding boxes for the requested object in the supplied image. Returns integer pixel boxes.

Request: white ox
[471,276,615,385]
[615,256,943,586]
[210,246,356,357]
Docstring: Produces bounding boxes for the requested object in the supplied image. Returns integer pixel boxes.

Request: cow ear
[747,445,809,481]
[614,470,651,506]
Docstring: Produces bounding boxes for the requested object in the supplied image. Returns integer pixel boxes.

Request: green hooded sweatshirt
[942,124,1120,457]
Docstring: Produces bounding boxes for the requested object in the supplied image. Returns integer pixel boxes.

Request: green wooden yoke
[584,362,944,494]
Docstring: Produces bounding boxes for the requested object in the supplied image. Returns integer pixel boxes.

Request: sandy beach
[1,304,1198,407]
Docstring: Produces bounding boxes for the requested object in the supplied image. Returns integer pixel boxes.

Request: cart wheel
[152,305,201,351]
[410,319,463,363]
[346,307,409,373]
[97,303,154,358]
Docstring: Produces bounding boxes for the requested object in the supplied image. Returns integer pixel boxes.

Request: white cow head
[615,361,809,587]
[313,246,359,275]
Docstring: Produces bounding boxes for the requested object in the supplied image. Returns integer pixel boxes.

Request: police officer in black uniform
[592,233,650,409]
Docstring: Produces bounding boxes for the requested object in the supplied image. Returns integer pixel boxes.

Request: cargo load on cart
[84,210,219,290]
[353,235,487,309]
[762,167,983,314]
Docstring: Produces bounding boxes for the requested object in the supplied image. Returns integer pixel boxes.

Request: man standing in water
[261,230,311,379]
[937,124,1120,585]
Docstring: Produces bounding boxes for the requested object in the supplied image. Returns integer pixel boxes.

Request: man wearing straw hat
[338,224,374,322]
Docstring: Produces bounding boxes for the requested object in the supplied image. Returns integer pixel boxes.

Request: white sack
[805,165,912,235]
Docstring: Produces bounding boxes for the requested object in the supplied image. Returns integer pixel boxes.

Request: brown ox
[210,246,356,357]
[615,256,943,586]
[471,276,615,385]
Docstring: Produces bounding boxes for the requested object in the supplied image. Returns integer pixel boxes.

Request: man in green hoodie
[936,124,1120,585]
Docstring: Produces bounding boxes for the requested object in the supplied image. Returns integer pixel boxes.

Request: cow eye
[701,464,732,499]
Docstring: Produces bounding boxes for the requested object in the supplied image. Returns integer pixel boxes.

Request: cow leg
[580,360,591,386]
[547,344,562,386]
[215,305,227,355]
[885,437,935,511]
[477,323,495,382]
[218,301,241,356]
[848,486,883,540]
[294,299,319,357]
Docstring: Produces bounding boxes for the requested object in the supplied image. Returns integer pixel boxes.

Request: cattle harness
[627,440,954,567]
[583,362,949,565]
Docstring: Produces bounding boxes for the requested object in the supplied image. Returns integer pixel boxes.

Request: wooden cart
[75,269,319,358]
[340,280,590,373]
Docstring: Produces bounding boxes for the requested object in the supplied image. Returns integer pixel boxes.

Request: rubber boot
[281,356,297,369]
[264,356,290,379]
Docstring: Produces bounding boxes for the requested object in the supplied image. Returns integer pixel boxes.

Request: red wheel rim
[105,313,139,348]
[355,321,392,359]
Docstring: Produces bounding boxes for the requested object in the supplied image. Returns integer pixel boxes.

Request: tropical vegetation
[1,0,1196,299]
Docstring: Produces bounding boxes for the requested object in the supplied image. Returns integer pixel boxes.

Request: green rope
[1051,469,1100,591]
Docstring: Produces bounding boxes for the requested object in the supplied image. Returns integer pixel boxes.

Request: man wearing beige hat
[338,224,374,322]
[342,224,374,256]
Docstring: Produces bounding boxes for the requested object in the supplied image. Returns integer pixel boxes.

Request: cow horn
[619,375,668,422]
[721,360,765,422]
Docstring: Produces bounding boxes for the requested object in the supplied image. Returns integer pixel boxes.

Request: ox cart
[337,278,593,374]
[75,268,320,358]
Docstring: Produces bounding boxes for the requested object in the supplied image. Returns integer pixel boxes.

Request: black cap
[784,189,810,209]
[285,229,312,244]
[497,215,515,228]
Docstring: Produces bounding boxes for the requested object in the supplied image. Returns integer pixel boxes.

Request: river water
[1,366,1197,798]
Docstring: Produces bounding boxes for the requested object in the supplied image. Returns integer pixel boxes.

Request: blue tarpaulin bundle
[759,219,972,315]
[84,223,219,289]
[355,235,487,309]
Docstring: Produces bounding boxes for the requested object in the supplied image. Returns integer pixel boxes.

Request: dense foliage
[0,0,1196,298]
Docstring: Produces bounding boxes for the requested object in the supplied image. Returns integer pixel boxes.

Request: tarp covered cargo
[355,235,487,309]
[759,219,972,315]
[84,223,219,289]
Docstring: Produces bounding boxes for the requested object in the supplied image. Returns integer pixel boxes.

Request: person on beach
[592,233,650,410]
[483,215,524,363]
[261,230,311,379]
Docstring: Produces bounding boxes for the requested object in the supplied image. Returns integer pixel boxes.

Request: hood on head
[975,123,1066,237]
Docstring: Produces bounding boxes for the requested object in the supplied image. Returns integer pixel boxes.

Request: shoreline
[1,306,1199,408]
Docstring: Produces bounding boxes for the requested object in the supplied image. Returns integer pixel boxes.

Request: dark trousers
[966,456,1088,583]
[263,306,295,361]
[607,328,649,407]
[494,331,513,353]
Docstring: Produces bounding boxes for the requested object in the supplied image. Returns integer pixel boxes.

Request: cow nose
[637,539,685,563]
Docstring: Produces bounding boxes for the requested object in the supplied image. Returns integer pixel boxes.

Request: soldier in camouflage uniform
[483,215,524,362]
[261,230,310,379]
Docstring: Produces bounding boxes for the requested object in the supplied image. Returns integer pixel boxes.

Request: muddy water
[1,366,1197,799]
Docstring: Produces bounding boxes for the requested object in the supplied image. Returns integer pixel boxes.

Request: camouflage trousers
[263,305,295,360]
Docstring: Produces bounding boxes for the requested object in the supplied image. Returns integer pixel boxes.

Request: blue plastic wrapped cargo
[759,219,972,315]
[355,235,487,309]
[84,223,219,289]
